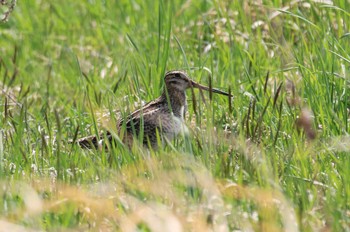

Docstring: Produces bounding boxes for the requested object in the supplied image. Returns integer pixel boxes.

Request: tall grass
[0,0,349,231]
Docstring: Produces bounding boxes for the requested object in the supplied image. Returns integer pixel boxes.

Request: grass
[0,0,350,231]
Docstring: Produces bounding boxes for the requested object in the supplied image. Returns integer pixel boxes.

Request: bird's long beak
[190,80,232,97]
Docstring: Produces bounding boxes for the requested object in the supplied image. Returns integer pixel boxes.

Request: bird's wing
[118,98,168,132]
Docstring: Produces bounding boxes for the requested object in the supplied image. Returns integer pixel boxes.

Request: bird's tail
[77,134,102,149]
[76,131,116,149]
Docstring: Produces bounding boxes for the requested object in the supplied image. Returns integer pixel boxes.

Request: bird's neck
[161,87,187,118]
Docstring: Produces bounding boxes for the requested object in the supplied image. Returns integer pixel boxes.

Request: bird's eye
[168,78,181,83]
[175,73,181,78]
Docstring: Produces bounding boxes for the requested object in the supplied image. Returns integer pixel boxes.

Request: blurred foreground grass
[0,0,350,231]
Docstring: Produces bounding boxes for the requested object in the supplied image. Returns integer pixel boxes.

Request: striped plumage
[77,70,231,149]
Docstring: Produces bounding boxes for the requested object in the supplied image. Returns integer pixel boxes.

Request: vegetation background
[0,0,349,231]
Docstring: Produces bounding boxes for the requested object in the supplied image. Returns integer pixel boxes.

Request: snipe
[77,70,231,149]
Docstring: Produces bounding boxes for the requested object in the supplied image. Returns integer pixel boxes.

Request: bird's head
[164,70,232,96]
[164,70,192,91]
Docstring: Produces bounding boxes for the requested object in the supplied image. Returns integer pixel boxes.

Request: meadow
[0,0,349,231]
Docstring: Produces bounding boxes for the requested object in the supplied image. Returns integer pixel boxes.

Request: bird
[77,70,232,149]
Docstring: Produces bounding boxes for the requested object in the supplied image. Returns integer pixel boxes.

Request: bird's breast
[162,105,189,140]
